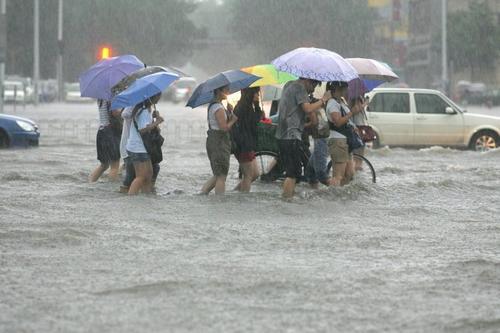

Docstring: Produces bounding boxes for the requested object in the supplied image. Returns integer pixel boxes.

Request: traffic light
[99,46,111,60]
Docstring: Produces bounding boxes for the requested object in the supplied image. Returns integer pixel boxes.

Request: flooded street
[1,102,500,332]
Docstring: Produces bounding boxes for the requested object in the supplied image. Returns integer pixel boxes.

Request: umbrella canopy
[346,58,398,99]
[111,71,179,109]
[271,47,358,82]
[111,66,168,98]
[347,78,368,101]
[186,70,260,108]
[241,64,297,87]
[346,58,398,82]
[79,54,144,100]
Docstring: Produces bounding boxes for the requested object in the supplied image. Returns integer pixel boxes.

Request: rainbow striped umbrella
[241,64,297,87]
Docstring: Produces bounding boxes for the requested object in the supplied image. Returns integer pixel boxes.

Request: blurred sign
[368,0,391,7]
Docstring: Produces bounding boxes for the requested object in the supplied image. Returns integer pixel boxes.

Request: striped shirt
[97,99,111,128]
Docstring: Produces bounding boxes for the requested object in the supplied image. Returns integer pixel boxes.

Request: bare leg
[342,159,355,185]
[237,160,258,192]
[89,163,109,182]
[214,176,227,195]
[330,162,346,186]
[282,177,296,198]
[201,176,216,194]
[354,157,363,171]
[128,161,153,195]
[108,160,121,182]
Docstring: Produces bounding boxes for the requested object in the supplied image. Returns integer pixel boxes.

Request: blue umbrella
[111,71,180,109]
[79,55,144,100]
[186,70,261,108]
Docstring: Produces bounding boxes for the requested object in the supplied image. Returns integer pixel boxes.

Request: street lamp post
[441,0,448,95]
[0,0,6,113]
[33,0,40,105]
[57,0,63,102]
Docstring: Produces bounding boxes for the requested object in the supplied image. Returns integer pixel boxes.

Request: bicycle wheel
[255,151,281,182]
[326,153,376,183]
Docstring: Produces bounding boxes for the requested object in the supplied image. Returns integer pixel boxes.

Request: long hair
[237,87,259,110]
[234,87,261,126]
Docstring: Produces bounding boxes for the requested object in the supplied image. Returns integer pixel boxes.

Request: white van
[365,88,500,151]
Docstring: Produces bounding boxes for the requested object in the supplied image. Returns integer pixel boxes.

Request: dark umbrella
[186,70,260,108]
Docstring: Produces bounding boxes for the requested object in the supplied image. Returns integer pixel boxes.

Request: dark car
[0,114,40,148]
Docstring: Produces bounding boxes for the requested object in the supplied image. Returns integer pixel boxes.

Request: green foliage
[227,0,375,60]
[447,1,500,73]
[6,0,204,81]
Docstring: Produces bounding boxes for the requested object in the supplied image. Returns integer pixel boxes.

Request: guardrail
[35,118,208,145]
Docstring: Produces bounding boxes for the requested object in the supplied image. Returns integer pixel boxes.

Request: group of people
[89,78,368,198]
[89,93,164,195]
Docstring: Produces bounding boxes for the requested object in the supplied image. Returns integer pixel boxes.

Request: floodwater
[1,102,500,332]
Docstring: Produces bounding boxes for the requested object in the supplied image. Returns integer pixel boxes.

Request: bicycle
[254,122,376,184]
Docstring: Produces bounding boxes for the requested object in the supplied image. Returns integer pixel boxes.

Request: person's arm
[214,107,237,131]
[331,105,361,127]
[122,107,134,119]
[301,91,332,114]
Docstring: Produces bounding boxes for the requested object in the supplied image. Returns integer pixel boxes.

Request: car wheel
[0,129,10,148]
[469,130,498,152]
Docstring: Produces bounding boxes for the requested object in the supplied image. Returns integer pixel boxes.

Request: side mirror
[445,107,456,115]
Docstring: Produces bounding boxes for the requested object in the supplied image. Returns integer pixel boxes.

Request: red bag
[357,125,377,143]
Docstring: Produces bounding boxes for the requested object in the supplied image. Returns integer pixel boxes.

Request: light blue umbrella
[111,71,179,109]
[79,54,144,100]
[271,47,358,82]
[186,70,261,108]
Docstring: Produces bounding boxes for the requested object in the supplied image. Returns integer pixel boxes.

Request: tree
[6,0,204,81]
[447,1,500,79]
[228,0,376,61]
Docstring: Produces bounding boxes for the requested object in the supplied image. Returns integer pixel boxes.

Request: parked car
[3,80,25,103]
[64,82,92,102]
[0,113,40,148]
[165,77,197,103]
[365,88,500,151]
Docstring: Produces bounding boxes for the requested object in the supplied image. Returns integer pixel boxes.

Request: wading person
[232,87,264,192]
[275,78,331,198]
[119,105,134,193]
[200,86,238,195]
[350,96,368,171]
[326,81,362,186]
[89,99,122,182]
[305,96,332,188]
[126,94,163,195]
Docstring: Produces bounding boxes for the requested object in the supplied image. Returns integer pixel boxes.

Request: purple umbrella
[79,55,144,100]
[346,58,399,99]
[271,47,358,82]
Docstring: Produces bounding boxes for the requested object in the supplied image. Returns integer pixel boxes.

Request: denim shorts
[127,151,150,163]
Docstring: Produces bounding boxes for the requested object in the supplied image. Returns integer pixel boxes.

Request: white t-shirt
[126,108,152,153]
[120,106,134,159]
[208,102,227,130]
[326,98,354,139]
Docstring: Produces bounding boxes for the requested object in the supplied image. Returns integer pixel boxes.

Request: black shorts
[278,139,304,180]
[96,126,121,164]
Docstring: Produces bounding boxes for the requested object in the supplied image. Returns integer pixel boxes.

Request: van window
[415,93,449,114]
[369,93,410,113]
